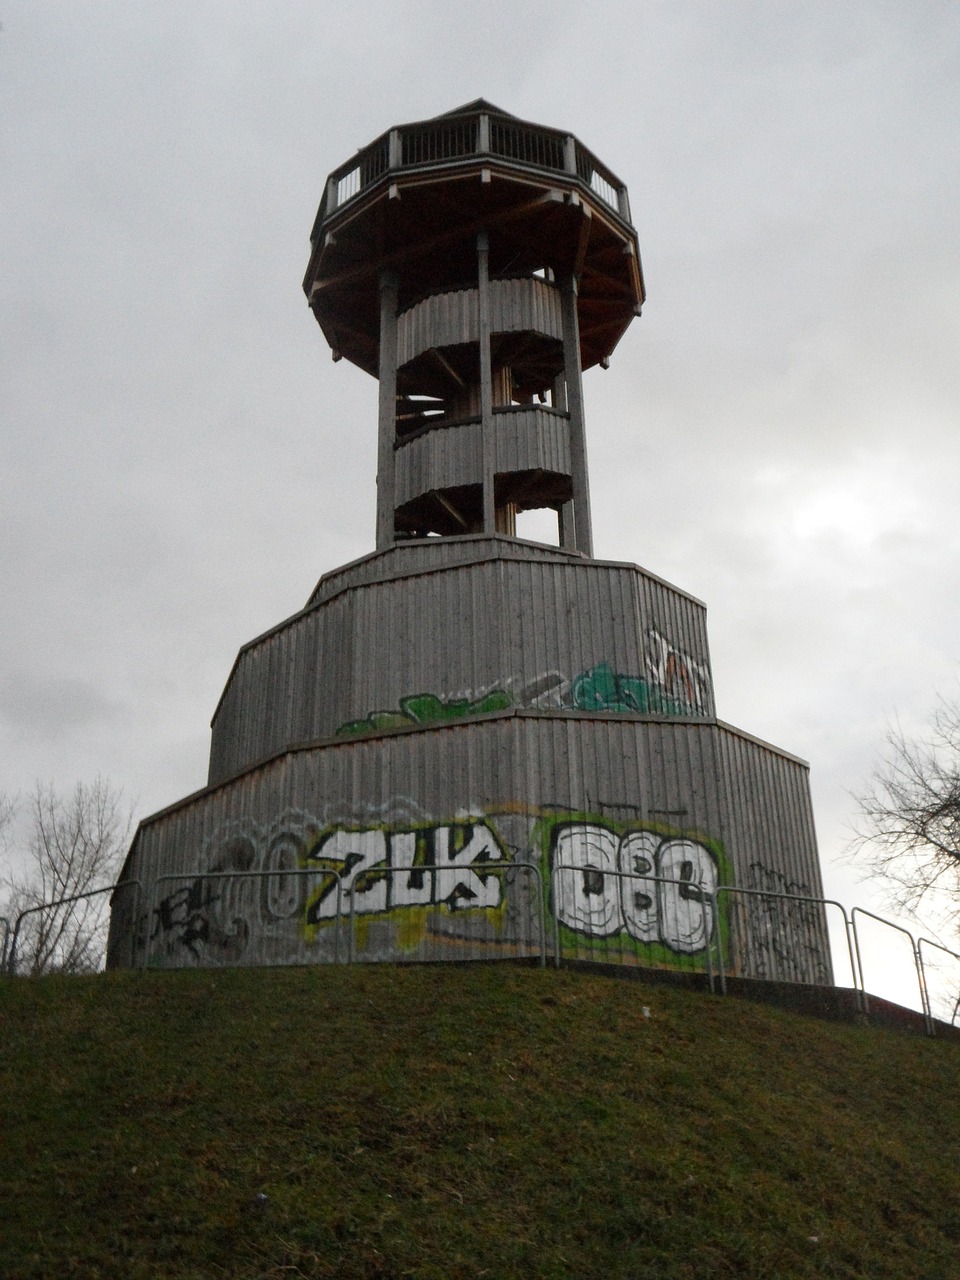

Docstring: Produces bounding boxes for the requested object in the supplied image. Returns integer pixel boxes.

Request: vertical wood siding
[111,715,828,982]
[207,542,713,785]
[396,278,562,368]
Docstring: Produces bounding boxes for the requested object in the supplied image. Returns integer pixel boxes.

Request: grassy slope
[1,965,959,1280]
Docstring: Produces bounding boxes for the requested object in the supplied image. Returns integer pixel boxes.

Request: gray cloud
[0,676,121,739]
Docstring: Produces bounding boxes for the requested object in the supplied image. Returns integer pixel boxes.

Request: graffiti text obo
[552,824,719,953]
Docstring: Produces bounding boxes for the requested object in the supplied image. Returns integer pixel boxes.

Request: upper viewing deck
[309,99,634,243]
[304,102,645,382]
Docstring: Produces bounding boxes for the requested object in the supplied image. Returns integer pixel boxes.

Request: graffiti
[645,630,711,717]
[336,631,711,736]
[575,633,710,718]
[571,662,689,717]
[151,880,250,962]
[337,690,512,737]
[550,822,720,954]
[144,809,511,964]
[148,826,278,963]
[126,791,834,984]
[304,821,506,928]
[145,808,859,980]
[740,862,831,986]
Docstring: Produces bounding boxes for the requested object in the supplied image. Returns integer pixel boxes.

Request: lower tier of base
[108,710,830,983]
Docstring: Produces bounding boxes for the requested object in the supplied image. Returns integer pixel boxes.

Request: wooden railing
[313,108,631,238]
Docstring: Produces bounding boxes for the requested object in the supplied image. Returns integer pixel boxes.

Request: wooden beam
[433,490,470,530]
[308,188,575,295]
[477,230,496,534]
[376,270,399,550]
[571,204,592,279]
[429,348,467,389]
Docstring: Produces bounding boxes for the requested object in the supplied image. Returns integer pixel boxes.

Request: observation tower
[109,103,831,984]
[303,99,642,552]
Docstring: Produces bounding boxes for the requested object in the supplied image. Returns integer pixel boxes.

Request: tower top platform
[304,100,645,378]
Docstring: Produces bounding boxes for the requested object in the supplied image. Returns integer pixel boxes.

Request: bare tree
[0,792,16,968]
[2,778,132,975]
[852,700,960,933]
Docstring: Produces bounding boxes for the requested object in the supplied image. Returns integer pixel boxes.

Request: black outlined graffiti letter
[433,823,503,909]
[554,825,623,935]
[618,831,659,942]
[656,839,717,952]
[313,829,388,917]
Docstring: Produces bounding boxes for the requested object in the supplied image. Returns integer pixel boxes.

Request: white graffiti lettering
[618,831,659,942]
[553,824,718,953]
[308,821,505,921]
[646,630,711,717]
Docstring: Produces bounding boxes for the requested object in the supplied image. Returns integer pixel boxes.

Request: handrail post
[917,936,960,1030]
[332,875,342,966]
[851,907,931,1032]
[915,941,935,1037]
[125,880,140,971]
[703,889,720,994]
[535,864,547,967]
[551,868,562,968]
[563,135,577,177]
[849,911,870,1017]
[844,917,865,1013]
[7,913,22,976]
[388,128,402,170]
[713,887,730,995]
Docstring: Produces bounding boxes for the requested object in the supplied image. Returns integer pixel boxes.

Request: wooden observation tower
[108,104,830,985]
[303,100,644,552]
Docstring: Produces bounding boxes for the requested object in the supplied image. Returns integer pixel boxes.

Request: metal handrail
[8,857,950,1041]
[549,864,717,991]
[713,887,858,1007]
[7,880,141,976]
[917,936,960,1032]
[347,859,546,966]
[147,868,344,968]
[851,907,930,1033]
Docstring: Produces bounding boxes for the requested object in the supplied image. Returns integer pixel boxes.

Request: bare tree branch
[851,700,960,936]
[1,779,132,974]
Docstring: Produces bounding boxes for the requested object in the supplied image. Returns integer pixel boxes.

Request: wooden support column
[558,501,576,549]
[477,230,496,534]
[376,269,399,549]
[561,272,593,556]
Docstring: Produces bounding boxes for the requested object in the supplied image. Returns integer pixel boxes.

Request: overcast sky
[3,2,959,997]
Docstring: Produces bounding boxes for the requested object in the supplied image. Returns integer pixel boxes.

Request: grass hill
[2,964,959,1279]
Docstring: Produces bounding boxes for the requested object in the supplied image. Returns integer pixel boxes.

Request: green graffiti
[571,662,688,716]
[336,643,708,739]
[337,688,514,737]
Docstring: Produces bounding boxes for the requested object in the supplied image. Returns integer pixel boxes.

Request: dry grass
[1,964,959,1278]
